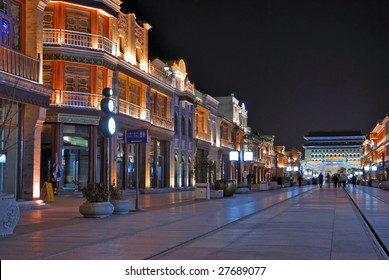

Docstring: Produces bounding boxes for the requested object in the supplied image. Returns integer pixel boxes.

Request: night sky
[121,0,389,150]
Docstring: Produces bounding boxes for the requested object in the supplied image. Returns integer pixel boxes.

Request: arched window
[174,113,179,132]
[181,116,186,136]
[188,119,193,138]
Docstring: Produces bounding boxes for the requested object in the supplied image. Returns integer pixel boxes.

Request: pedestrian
[340,174,346,188]
[325,173,331,187]
[332,174,339,188]
[318,172,324,188]
[298,174,302,186]
[351,174,357,188]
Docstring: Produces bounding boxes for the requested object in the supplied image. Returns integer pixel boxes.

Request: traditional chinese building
[303,130,365,176]
[0,0,52,200]
[362,115,389,181]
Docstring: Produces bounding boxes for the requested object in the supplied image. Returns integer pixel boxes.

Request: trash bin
[195,183,210,200]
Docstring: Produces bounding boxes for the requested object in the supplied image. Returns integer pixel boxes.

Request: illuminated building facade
[214,94,249,184]
[152,58,196,188]
[3,0,280,201]
[40,0,181,192]
[362,115,389,181]
[0,0,51,199]
[303,130,365,176]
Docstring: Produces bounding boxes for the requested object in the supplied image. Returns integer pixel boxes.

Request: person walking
[332,174,339,188]
[340,173,347,188]
[318,172,324,188]
[325,173,331,188]
[351,174,357,188]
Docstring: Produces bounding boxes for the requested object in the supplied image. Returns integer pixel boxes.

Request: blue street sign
[125,129,148,144]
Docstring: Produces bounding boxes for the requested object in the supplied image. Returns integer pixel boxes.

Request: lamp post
[382,153,386,181]
[99,88,117,192]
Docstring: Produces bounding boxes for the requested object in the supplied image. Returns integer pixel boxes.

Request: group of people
[317,172,357,188]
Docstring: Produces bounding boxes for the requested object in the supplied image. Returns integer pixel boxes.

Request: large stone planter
[0,194,20,237]
[210,189,224,198]
[214,180,237,197]
[79,201,114,218]
[236,187,250,194]
[111,199,132,214]
[379,181,389,190]
[259,181,269,191]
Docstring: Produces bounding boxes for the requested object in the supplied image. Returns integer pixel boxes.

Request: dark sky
[121,0,389,150]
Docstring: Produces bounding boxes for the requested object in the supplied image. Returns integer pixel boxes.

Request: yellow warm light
[54,92,61,105]
[140,63,148,72]
[124,52,136,65]
[51,1,111,17]
[140,110,147,120]
[33,182,40,199]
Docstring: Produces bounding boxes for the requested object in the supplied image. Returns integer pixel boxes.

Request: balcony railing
[196,131,212,142]
[50,91,151,122]
[220,138,235,150]
[185,81,194,93]
[0,45,39,82]
[50,90,102,109]
[149,63,173,86]
[151,114,174,130]
[118,99,150,122]
[43,28,117,56]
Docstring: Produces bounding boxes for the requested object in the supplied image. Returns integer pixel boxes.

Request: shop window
[129,82,140,105]
[0,0,21,51]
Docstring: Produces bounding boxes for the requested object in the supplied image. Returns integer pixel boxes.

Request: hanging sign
[125,129,148,144]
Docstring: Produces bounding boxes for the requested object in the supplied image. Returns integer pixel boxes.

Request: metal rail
[344,187,389,259]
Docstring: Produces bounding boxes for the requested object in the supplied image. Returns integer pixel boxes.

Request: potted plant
[110,186,132,214]
[214,179,237,197]
[79,183,114,218]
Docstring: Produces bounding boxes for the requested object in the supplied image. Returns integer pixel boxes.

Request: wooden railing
[43,28,117,56]
[0,45,39,82]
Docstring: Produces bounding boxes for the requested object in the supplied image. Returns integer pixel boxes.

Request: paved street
[0,185,388,260]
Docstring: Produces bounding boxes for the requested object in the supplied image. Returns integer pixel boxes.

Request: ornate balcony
[185,81,194,94]
[118,99,150,122]
[149,63,173,86]
[151,114,174,130]
[43,28,117,56]
[196,131,212,143]
[0,45,39,82]
[50,90,101,109]
[220,138,235,150]
[50,91,150,122]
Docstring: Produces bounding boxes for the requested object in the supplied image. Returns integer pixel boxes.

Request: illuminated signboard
[243,151,253,161]
[0,153,6,163]
[229,151,239,161]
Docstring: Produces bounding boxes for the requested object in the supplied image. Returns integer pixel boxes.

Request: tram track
[343,187,389,259]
